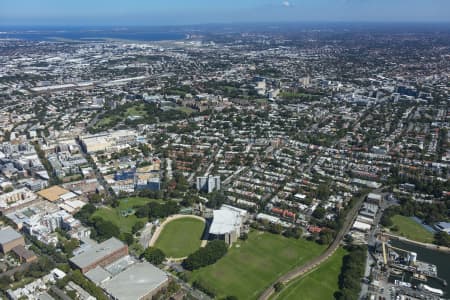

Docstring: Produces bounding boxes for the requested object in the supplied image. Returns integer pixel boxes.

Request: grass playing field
[390,215,434,244]
[154,217,205,258]
[272,247,347,300]
[188,231,326,300]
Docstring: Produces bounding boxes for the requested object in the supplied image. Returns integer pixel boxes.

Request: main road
[258,190,371,300]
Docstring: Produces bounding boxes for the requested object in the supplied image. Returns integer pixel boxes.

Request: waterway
[390,239,450,297]
[0,27,186,42]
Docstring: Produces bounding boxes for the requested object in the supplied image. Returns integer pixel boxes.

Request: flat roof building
[209,205,246,245]
[70,238,128,273]
[0,226,25,254]
[0,188,38,213]
[37,186,70,202]
[435,222,450,234]
[352,220,371,232]
[11,245,38,263]
[366,193,383,205]
[101,261,169,300]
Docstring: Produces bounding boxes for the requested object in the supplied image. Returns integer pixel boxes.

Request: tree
[132,220,145,234]
[268,223,283,234]
[135,201,179,219]
[316,183,330,201]
[142,247,166,265]
[274,282,284,292]
[434,231,450,247]
[318,231,333,245]
[337,246,367,300]
[121,232,134,245]
[91,217,120,241]
[283,227,302,239]
[89,193,103,203]
[74,203,97,225]
[61,238,80,257]
[183,240,228,271]
[312,206,326,219]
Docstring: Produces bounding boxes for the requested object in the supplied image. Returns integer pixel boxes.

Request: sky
[0,0,449,26]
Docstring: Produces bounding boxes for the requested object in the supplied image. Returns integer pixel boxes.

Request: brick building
[0,226,25,254]
[69,237,128,273]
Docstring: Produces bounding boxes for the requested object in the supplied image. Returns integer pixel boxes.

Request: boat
[418,284,444,296]
[412,273,427,282]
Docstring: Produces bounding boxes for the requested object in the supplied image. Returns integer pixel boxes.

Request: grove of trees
[141,247,166,265]
[183,240,228,271]
[335,245,367,300]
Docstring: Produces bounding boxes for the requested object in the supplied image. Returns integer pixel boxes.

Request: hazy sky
[1,0,449,26]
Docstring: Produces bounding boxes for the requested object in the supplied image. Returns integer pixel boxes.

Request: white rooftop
[101,262,168,300]
[209,208,241,235]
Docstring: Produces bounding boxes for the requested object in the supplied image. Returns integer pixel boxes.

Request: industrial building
[69,238,128,273]
[435,222,450,234]
[101,261,169,300]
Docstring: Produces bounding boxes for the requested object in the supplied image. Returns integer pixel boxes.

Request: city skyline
[1,0,450,26]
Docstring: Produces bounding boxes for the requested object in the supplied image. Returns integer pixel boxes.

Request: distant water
[0,28,186,42]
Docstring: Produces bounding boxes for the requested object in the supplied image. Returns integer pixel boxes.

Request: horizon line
[2,20,450,29]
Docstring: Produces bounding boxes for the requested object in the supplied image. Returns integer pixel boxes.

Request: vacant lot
[272,247,347,300]
[189,231,325,299]
[154,217,205,258]
[390,215,434,244]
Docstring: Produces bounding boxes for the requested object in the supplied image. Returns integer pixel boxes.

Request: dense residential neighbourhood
[0,22,449,300]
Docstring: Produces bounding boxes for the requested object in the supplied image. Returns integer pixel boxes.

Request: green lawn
[272,247,347,300]
[91,197,161,234]
[188,231,326,300]
[154,217,205,258]
[390,215,434,244]
[117,197,162,210]
[92,207,146,234]
[94,104,147,129]
[176,106,196,115]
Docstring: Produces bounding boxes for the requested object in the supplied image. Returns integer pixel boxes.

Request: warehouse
[352,220,371,232]
[101,261,169,300]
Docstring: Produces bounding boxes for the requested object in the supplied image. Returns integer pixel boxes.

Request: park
[272,247,347,300]
[188,231,326,299]
[91,197,161,234]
